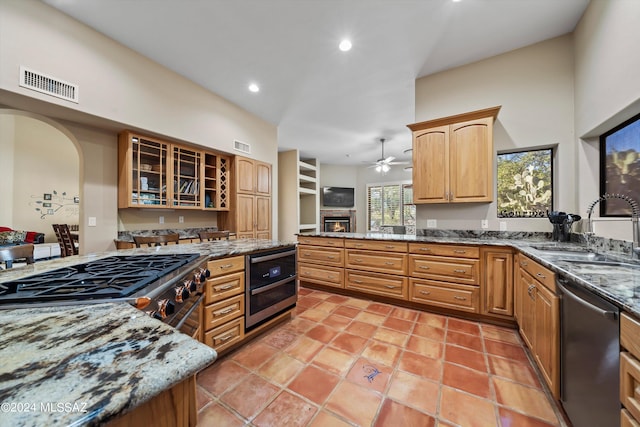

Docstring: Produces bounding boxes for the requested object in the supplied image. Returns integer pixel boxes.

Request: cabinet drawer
[345,270,408,300]
[409,255,478,285]
[205,271,244,304]
[622,409,640,427]
[297,236,344,248]
[409,243,479,258]
[204,317,244,353]
[621,352,640,422]
[208,255,245,275]
[622,313,640,360]
[518,254,555,292]
[299,263,344,288]
[346,250,407,275]
[298,246,344,267]
[204,294,244,330]
[345,239,408,253]
[410,279,479,313]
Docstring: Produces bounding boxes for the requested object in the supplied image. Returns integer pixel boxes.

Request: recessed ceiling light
[248,83,260,93]
[339,39,352,52]
[452,0,462,2]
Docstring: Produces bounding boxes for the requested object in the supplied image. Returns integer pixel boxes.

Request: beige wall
[414,35,575,233]
[0,0,278,251]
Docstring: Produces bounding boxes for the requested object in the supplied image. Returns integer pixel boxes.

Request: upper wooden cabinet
[235,156,271,196]
[407,106,500,204]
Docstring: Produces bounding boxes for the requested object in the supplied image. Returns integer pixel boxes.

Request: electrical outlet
[159,216,164,224]
[499,221,507,231]
[481,220,489,229]
[178,216,184,224]
[427,219,437,228]
[88,217,97,227]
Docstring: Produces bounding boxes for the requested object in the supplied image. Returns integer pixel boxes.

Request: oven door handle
[175,293,205,330]
[251,276,296,296]
[250,249,297,263]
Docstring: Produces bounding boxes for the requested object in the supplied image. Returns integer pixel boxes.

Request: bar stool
[52,224,79,257]
[198,231,230,242]
[133,233,180,248]
[0,244,35,269]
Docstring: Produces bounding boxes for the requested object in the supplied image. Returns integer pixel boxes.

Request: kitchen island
[0,238,294,427]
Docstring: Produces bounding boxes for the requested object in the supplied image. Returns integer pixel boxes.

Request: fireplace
[320,210,356,233]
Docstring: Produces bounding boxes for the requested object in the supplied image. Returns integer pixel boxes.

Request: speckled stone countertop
[300,231,640,318]
[0,238,293,427]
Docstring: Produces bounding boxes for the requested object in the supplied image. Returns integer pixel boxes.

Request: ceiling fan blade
[389,161,410,165]
[384,156,395,163]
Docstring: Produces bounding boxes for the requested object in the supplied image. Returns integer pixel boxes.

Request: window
[497,148,553,218]
[367,181,415,233]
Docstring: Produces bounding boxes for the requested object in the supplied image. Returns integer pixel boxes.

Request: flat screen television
[322,187,354,207]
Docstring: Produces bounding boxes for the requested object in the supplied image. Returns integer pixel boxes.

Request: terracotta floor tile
[309,290,332,299]
[197,359,251,397]
[263,327,299,349]
[389,306,419,322]
[325,294,350,304]
[442,362,491,398]
[383,316,414,333]
[196,385,213,411]
[298,287,313,296]
[252,390,317,427]
[447,317,481,335]
[284,335,324,363]
[444,344,487,373]
[288,364,341,405]
[416,311,447,329]
[284,317,316,334]
[298,308,330,322]
[297,296,323,309]
[330,331,369,354]
[406,335,443,360]
[446,329,484,351]
[387,370,439,415]
[398,350,442,381]
[373,327,409,347]
[355,310,387,326]
[231,342,279,371]
[346,357,392,393]
[498,407,560,427]
[412,323,446,342]
[439,386,498,427]
[362,340,402,367]
[488,354,541,388]
[334,305,361,318]
[257,352,305,386]
[493,377,559,425]
[306,324,340,343]
[312,346,356,375]
[366,302,394,315]
[325,381,383,426]
[307,410,353,427]
[345,297,371,309]
[484,338,529,362]
[315,301,339,313]
[346,320,378,338]
[197,401,245,427]
[322,313,352,330]
[481,324,522,345]
[220,373,280,419]
[374,398,436,427]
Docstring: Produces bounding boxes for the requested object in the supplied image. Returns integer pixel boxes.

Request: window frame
[366,180,415,232]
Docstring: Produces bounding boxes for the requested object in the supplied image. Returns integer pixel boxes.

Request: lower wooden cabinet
[621,313,640,426]
[481,247,514,318]
[345,270,408,300]
[299,263,344,288]
[203,317,244,354]
[410,278,479,313]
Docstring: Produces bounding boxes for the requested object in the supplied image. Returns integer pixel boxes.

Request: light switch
[179,216,184,223]
[427,219,437,228]
[500,221,507,231]
[88,217,97,227]
[159,216,164,224]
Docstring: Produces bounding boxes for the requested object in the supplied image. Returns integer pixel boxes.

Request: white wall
[0,0,279,250]
[414,35,575,233]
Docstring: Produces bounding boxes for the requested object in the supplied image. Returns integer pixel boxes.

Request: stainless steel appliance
[558,276,620,427]
[0,253,210,339]
[245,246,297,330]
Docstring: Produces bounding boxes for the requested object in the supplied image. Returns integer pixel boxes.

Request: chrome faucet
[586,193,640,259]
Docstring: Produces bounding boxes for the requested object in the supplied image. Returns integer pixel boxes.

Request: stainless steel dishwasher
[558,276,620,427]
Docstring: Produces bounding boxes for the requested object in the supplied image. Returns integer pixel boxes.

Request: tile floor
[196,287,566,427]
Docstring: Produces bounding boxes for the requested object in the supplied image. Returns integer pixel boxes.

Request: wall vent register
[19,66,79,103]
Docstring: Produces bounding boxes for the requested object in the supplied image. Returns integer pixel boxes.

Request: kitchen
[1,0,640,426]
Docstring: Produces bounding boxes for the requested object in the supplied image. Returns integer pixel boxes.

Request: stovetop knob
[200,268,210,280]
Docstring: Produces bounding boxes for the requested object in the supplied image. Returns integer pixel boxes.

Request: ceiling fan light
[375,165,382,173]
[382,164,390,173]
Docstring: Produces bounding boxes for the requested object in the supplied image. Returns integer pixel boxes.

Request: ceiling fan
[367,138,409,173]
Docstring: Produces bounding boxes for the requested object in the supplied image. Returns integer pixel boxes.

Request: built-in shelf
[278,152,320,241]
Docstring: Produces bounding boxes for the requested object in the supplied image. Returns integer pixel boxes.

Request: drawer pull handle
[419,266,430,270]
[304,271,311,275]
[304,253,310,256]
[217,307,234,315]
[353,279,363,284]
[355,244,364,247]
[419,247,431,251]
[327,255,336,259]
[520,261,528,266]
[453,269,466,273]
[385,262,395,265]
[419,290,431,295]
[220,264,233,269]
[536,272,546,279]
[219,334,235,342]
[453,250,466,254]
[385,285,397,289]
[454,296,467,301]
[527,284,536,298]
[219,284,235,290]
[385,245,395,249]
[355,258,363,262]
[302,240,311,244]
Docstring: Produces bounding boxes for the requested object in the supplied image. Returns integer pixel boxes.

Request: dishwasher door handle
[558,281,617,320]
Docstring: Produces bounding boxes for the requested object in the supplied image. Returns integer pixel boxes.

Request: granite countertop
[300,231,640,318]
[0,238,293,426]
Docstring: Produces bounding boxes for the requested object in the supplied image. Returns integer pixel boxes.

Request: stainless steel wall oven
[245,246,297,330]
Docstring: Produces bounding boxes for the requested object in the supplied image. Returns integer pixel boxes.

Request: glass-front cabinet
[118,131,231,211]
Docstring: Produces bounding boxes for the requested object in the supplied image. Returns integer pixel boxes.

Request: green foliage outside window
[497,149,552,218]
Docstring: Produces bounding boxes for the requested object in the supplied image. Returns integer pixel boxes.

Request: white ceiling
[43,0,589,166]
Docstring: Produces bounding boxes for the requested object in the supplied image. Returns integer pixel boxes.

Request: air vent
[233,139,251,154]
[19,66,79,103]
